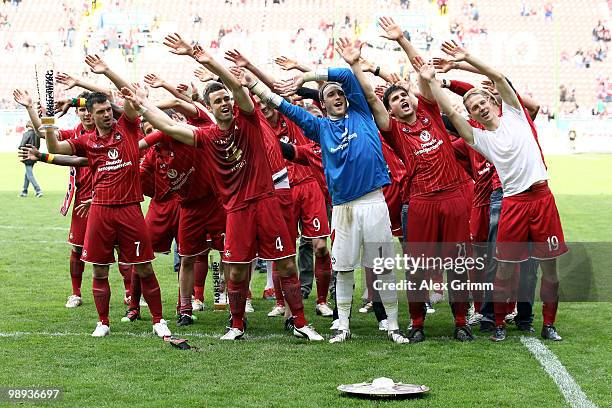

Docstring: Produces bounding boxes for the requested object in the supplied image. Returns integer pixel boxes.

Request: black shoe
[490,325,506,342]
[516,322,536,333]
[480,320,495,333]
[284,316,296,331]
[121,307,141,322]
[407,327,425,343]
[177,314,194,326]
[454,325,475,342]
[541,325,562,341]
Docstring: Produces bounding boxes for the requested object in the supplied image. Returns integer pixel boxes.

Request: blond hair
[462,88,499,109]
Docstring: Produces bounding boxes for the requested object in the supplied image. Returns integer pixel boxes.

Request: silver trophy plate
[338,377,429,397]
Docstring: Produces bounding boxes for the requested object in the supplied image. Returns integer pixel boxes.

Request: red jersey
[293,142,331,205]
[269,113,314,186]
[68,114,143,206]
[58,123,94,201]
[139,148,157,199]
[381,137,407,186]
[381,96,465,199]
[144,131,216,204]
[452,137,493,207]
[193,105,274,211]
[256,109,287,177]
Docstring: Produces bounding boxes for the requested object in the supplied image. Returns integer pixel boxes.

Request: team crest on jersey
[107,148,119,159]
[115,133,122,140]
[167,169,178,179]
[419,131,431,142]
[280,136,290,143]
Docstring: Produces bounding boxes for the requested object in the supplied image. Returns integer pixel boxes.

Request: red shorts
[81,203,154,265]
[496,182,568,262]
[383,181,403,237]
[470,204,490,247]
[405,187,470,260]
[145,197,180,254]
[223,195,296,263]
[292,179,330,238]
[68,205,88,247]
[177,197,226,257]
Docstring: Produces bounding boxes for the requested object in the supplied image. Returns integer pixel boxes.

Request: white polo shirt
[469,101,548,197]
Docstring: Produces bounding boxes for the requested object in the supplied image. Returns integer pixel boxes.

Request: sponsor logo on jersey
[107,148,119,160]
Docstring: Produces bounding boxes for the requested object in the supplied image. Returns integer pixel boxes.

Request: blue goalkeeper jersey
[278,68,390,205]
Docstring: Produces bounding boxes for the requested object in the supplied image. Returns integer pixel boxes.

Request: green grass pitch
[0,153,611,407]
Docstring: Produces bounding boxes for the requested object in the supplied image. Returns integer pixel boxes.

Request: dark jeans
[481,188,537,325]
[297,236,314,298]
[22,163,41,194]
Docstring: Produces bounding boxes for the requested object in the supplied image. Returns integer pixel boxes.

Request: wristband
[248,80,260,91]
[304,69,328,82]
[71,98,87,107]
[40,153,54,163]
[441,79,449,88]
[137,105,148,116]
[374,66,381,76]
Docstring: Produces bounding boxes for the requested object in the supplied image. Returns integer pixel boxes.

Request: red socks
[315,252,332,304]
[194,255,208,302]
[409,302,425,329]
[493,276,512,326]
[140,273,163,324]
[118,264,132,298]
[540,277,559,326]
[92,276,110,326]
[272,263,285,306]
[228,279,248,330]
[280,274,307,328]
[69,249,84,297]
[129,267,141,310]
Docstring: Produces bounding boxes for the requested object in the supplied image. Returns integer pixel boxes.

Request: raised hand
[481,79,499,95]
[56,72,78,89]
[359,57,375,73]
[228,66,256,88]
[194,67,215,82]
[131,83,149,99]
[388,72,402,84]
[120,86,142,109]
[143,73,165,88]
[54,99,72,117]
[335,37,364,66]
[18,144,40,162]
[441,40,469,61]
[274,56,299,71]
[224,49,250,68]
[192,45,213,65]
[13,89,33,107]
[273,74,305,97]
[85,54,109,74]
[163,33,194,56]
[432,57,455,73]
[418,62,437,82]
[176,83,190,96]
[379,16,404,41]
[412,55,426,72]
[375,84,388,100]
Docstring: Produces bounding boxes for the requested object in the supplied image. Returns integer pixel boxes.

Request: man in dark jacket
[19,121,43,197]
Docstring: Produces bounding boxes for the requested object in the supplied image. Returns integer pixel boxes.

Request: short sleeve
[188,105,214,127]
[144,130,170,146]
[192,126,212,150]
[57,129,73,141]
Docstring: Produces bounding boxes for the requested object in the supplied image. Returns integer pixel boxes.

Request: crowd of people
[15,16,568,346]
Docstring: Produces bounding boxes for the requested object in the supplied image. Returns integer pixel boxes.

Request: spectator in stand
[438,0,448,16]
[469,2,479,21]
[544,2,553,21]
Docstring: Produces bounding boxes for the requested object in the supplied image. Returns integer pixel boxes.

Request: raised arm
[441,41,521,110]
[432,57,482,75]
[13,89,43,138]
[121,87,196,146]
[379,16,433,101]
[56,72,113,97]
[336,37,390,130]
[419,63,474,144]
[163,33,254,113]
[274,56,313,73]
[43,126,75,155]
[143,73,193,104]
[84,54,138,121]
[225,49,278,91]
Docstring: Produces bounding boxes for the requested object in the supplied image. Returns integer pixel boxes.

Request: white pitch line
[0,225,68,231]
[521,336,597,408]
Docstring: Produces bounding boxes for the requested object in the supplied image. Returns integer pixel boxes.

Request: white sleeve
[501,100,526,121]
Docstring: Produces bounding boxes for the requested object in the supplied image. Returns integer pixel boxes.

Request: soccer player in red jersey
[424,40,567,342]
[123,35,323,341]
[355,21,473,342]
[44,55,171,338]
